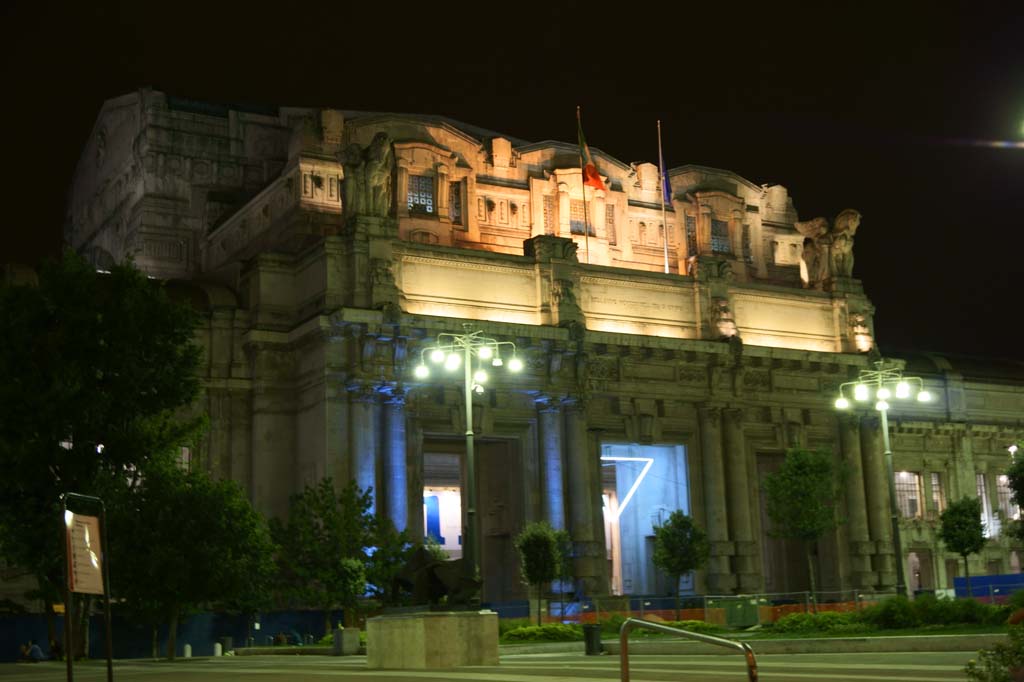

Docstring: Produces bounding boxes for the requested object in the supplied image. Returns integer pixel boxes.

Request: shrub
[860,596,920,630]
[773,611,868,634]
[965,624,1024,681]
[600,613,627,635]
[912,593,958,625]
[634,620,724,637]
[498,618,532,638]
[501,623,583,642]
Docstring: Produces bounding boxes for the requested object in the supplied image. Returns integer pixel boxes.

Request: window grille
[407,175,434,214]
[895,471,923,518]
[711,219,731,253]
[449,181,462,226]
[606,204,616,244]
[570,199,594,235]
[685,215,697,257]
[543,195,556,235]
[931,472,946,513]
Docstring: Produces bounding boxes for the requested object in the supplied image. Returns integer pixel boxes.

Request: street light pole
[414,328,523,603]
[833,360,932,598]
[878,406,906,598]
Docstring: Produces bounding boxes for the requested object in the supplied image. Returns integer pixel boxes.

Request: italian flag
[577,110,606,191]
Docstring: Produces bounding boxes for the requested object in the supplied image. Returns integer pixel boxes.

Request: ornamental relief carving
[678,366,707,384]
[743,370,771,390]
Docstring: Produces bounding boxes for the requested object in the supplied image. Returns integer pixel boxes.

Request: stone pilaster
[723,408,759,591]
[699,405,735,593]
[839,413,876,588]
[563,397,604,593]
[537,396,566,530]
[383,388,408,531]
[348,381,381,515]
[860,416,894,589]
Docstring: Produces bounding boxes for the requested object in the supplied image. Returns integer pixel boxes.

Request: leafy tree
[553,529,574,620]
[652,510,710,620]
[271,478,375,634]
[514,522,560,625]
[364,518,415,607]
[762,448,843,609]
[106,462,275,659]
[0,252,202,652]
[939,496,986,597]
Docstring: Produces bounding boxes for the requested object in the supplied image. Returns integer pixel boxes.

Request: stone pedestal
[366,610,499,669]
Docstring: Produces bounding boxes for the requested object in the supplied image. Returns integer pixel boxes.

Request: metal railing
[618,617,758,682]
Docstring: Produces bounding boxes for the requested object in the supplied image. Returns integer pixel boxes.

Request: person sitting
[26,640,45,662]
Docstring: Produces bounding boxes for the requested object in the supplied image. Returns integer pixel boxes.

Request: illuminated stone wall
[60,92,1024,604]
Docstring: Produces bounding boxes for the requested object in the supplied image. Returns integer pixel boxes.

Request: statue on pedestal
[795,209,861,287]
[339,132,394,219]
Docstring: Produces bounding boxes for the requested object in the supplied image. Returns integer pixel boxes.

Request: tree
[271,478,375,634]
[762,448,843,609]
[553,529,574,621]
[364,518,415,607]
[0,252,203,653]
[106,462,276,659]
[939,496,986,597]
[652,510,710,620]
[513,522,560,625]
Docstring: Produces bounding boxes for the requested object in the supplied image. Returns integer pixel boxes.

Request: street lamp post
[833,360,933,597]
[414,327,523,603]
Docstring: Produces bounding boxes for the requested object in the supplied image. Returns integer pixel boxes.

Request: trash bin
[583,624,602,655]
[219,636,233,653]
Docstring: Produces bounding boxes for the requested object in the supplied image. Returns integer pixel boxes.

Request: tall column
[860,416,894,589]
[406,418,425,542]
[383,389,408,531]
[723,408,758,591]
[699,406,735,593]
[839,414,875,588]
[564,397,603,593]
[538,397,566,530]
[348,382,381,515]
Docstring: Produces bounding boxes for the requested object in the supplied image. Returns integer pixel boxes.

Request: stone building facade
[65,89,1024,603]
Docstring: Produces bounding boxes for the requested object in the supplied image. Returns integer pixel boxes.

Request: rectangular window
[931,472,946,514]
[407,175,435,214]
[895,471,923,518]
[449,181,462,226]
[606,204,616,244]
[570,199,585,234]
[685,215,697,257]
[710,219,731,253]
[998,474,1019,521]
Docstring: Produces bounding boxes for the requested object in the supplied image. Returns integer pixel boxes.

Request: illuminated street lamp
[834,360,932,597]
[413,327,523,602]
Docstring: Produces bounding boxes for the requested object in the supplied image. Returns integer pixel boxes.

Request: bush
[860,596,920,630]
[633,620,724,637]
[501,623,583,642]
[498,618,532,638]
[966,624,1024,681]
[600,613,627,635]
[773,611,869,634]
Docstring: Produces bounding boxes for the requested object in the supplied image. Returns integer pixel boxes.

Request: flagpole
[577,105,591,265]
[657,119,670,274]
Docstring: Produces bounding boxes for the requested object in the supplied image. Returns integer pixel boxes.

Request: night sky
[3,2,1023,361]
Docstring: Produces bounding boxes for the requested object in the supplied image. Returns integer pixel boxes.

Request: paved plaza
[0,651,977,681]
